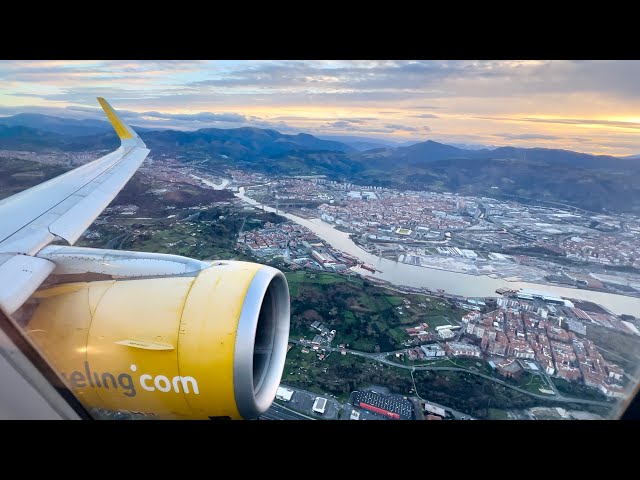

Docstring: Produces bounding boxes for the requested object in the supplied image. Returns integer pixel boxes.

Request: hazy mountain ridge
[317,135,400,151]
[1,113,638,212]
[0,113,355,157]
[0,113,115,136]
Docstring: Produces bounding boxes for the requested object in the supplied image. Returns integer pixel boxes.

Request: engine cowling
[25,261,290,419]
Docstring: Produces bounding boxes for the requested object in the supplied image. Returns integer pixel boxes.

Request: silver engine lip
[233,266,290,419]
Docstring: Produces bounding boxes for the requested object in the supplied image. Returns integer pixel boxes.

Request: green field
[283,345,413,402]
[486,408,511,420]
[517,373,554,395]
[550,377,609,402]
[77,207,276,262]
[386,296,404,306]
[286,271,362,298]
[412,369,608,418]
[0,158,69,201]
[285,271,466,352]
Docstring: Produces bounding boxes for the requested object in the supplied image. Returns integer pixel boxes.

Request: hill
[0,113,114,136]
[1,115,639,212]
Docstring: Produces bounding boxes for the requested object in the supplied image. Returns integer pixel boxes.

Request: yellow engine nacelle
[25,261,290,419]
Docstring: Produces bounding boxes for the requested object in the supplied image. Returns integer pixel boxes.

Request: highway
[260,402,316,420]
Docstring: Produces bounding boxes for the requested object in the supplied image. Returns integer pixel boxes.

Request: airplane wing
[0,98,150,314]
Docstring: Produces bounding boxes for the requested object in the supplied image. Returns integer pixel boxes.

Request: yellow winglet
[97,97,135,140]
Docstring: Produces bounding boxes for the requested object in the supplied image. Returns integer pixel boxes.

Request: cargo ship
[360,263,382,274]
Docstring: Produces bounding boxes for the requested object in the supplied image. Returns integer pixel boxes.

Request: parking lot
[277,384,342,420]
[349,389,415,420]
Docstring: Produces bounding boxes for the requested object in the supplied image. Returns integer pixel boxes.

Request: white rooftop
[313,397,327,414]
[276,386,294,402]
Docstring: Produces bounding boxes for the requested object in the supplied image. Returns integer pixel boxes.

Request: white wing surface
[0,98,149,314]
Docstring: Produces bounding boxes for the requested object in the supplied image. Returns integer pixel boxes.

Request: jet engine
[23,249,290,420]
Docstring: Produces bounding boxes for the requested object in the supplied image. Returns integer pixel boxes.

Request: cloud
[88,106,249,127]
[497,133,560,141]
[328,121,354,129]
[385,124,419,132]
[4,60,640,154]
[477,116,640,131]
[272,116,375,122]
[6,60,640,107]
[138,111,247,123]
[0,102,283,133]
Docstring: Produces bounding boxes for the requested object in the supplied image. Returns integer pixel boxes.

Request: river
[236,186,640,317]
[191,175,231,190]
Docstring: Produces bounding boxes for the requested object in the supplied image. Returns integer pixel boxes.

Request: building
[606,363,624,382]
[446,342,481,358]
[565,318,587,335]
[311,250,335,267]
[312,397,327,414]
[420,344,446,357]
[496,359,524,379]
[462,312,481,323]
[516,288,574,307]
[352,391,414,420]
[556,364,582,382]
[488,340,507,356]
[436,325,460,331]
[438,329,455,340]
[349,409,360,420]
[423,402,446,417]
[507,341,535,359]
[276,386,294,402]
[598,383,626,399]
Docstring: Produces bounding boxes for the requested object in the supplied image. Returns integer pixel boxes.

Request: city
[237,173,640,295]
[2,60,640,421]
[26,150,632,419]
[56,154,638,420]
[4,147,637,420]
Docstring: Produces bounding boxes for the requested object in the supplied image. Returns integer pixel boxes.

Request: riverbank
[235,186,640,317]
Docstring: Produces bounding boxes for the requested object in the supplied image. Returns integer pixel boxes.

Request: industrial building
[276,386,294,402]
[312,397,327,414]
[435,325,460,331]
[423,402,446,417]
[420,344,446,357]
[352,391,414,420]
[438,329,455,340]
[516,289,573,307]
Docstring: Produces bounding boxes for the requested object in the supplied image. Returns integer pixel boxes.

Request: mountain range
[1,113,639,213]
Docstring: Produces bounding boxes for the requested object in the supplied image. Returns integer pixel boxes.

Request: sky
[2,60,640,155]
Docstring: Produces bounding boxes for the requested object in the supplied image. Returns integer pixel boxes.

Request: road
[260,402,316,420]
[288,339,612,407]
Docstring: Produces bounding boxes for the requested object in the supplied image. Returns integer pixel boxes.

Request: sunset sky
[2,60,640,155]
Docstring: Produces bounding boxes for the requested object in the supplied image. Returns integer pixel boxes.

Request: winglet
[97,97,146,148]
